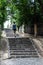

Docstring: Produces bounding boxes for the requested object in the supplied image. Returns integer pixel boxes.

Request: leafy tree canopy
[0,0,7,29]
[0,0,43,28]
[9,0,42,27]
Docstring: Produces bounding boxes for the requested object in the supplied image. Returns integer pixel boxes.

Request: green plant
[0,0,7,29]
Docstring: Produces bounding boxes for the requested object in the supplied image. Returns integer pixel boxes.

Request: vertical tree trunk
[38,0,43,13]
[34,23,37,37]
[34,0,37,37]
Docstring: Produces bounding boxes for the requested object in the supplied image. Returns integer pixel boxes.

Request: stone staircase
[8,38,39,58]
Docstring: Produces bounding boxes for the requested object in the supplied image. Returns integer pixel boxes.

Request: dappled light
[0,0,43,65]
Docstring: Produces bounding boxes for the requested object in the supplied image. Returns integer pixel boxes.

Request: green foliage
[9,0,42,27]
[0,0,42,29]
[9,0,32,27]
[0,0,7,29]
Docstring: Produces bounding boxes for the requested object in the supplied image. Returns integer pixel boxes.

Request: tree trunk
[34,1,37,37]
[38,0,43,13]
[34,23,37,37]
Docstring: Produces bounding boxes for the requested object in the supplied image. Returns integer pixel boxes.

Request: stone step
[9,43,35,50]
[9,44,33,48]
[8,38,32,45]
[10,50,36,52]
[10,48,35,50]
[10,48,25,50]
[10,49,38,58]
[9,43,32,46]
[10,55,39,58]
[9,43,32,45]
[10,51,37,55]
[8,38,39,58]
[9,45,33,49]
[10,47,35,50]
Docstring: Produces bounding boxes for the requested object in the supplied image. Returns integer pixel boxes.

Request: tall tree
[33,0,42,37]
[9,0,42,36]
[38,0,43,13]
[10,0,33,26]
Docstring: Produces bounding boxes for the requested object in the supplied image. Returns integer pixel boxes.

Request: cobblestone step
[10,48,35,50]
[8,38,39,58]
[10,50,36,52]
[10,55,39,58]
[9,45,34,49]
[10,51,37,55]
[10,49,38,58]
[10,46,35,50]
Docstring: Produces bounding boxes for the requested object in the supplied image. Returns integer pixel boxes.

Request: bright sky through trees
[32,0,34,2]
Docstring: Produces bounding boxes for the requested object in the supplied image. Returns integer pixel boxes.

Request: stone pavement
[1,58,43,65]
[32,37,43,57]
[1,29,31,38]
[1,29,43,57]
[8,38,39,58]
[0,29,43,65]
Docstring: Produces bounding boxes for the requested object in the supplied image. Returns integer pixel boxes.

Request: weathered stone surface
[0,38,10,59]
[1,58,43,65]
[8,38,39,58]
